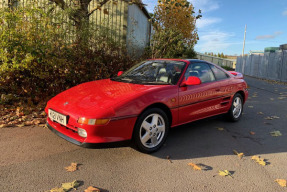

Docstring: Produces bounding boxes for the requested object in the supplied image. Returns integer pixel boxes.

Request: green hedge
[0,4,136,104]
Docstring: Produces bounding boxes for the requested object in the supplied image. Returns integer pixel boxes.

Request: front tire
[133,108,169,153]
[227,93,243,122]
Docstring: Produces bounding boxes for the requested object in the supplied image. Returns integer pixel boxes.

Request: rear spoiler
[228,71,244,79]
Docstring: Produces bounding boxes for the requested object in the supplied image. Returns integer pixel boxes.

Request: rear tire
[133,108,169,153]
[227,93,243,122]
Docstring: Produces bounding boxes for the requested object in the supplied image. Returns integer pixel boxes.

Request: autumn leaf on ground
[264,116,273,120]
[250,131,256,135]
[84,186,101,192]
[166,156,172,163]
[257,112,264,115]
[188,163,202,171]
[248,106,254,108]
[218,170,233,178]
[233,150,244,159]
[271,116,280,119]
[270,98,274,101]
[216,127,224,131]
[275,179,287,187]
[61,180,80,191]
[251,156,268,166]
[64,163,78,172]
[270,131,282,137]
[48,187,65,192]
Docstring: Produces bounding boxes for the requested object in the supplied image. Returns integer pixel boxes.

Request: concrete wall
[236,51,287,82]
[196,53,235,68]
[126,4,150,57]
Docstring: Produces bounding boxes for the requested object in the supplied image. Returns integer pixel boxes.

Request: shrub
[0,3,136,104]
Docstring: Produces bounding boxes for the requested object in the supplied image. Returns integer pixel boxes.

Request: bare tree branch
[88,0,110,17]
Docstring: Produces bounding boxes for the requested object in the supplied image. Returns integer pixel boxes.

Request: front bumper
[47,123,89,147]
[46,115,137,147]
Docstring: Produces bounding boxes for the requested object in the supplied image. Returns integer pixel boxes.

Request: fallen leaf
[250,131,256,135]
[188,163,202,170]
[275,179,287,187]
[217,127,224,131]
[33,119,41,125]
[0,124,12,128]
[17,123,25,127]
[84,186,101,192]
[49,187,65,192]
[233,150,244,159]
[248,106,254,108]
[270,131,282,137]
[218,170,233,178]
[271,116,280,119]
[264,116,273,120]
[166,155,172,163]
[40,111,46,117]
[24,121,33,126]
[270,98,274,101]
[251,155,267,166]
[278,97,285,100]
[65,163,78,172]
[257,112,264,115]
[61,180,79,191]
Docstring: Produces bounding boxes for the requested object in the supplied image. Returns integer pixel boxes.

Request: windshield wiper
[143,82,172,85]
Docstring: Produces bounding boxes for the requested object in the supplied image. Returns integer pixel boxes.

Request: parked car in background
[45,59,248,153]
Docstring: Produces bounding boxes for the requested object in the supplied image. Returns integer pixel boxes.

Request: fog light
[78,128,87,138]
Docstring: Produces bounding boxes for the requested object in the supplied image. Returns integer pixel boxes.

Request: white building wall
[126,4,150,57]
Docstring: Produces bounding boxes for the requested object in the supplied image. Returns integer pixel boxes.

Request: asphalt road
[0,76,287,192]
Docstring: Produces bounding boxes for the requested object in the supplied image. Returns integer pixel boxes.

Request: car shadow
[150,111,287,160]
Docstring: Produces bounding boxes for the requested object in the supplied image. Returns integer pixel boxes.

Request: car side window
[184,62,215,83]
[210,65,230,80]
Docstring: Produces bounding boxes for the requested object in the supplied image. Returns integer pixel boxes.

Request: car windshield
[111,60,186,85]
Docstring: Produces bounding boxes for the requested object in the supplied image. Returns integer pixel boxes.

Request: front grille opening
[59,124,77,133]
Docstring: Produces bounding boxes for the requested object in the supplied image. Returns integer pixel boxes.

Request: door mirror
[117,71,123,76]
[181,76,201,87]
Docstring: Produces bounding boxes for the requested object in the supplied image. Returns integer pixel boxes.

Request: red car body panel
[45,59,248,146]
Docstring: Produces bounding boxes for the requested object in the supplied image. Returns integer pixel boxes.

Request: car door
[209,64,234,113]
[178,62,222,124]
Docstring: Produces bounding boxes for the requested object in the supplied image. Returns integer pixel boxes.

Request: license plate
[48,109,67,126]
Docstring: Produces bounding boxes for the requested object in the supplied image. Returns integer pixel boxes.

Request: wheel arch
[236,90,245,103]
[140,103,173,125]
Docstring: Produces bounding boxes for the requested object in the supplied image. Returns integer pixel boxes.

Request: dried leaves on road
[216,127,224,131]
[270,131,282,137]
[188,163,202,171]
[48,180,79,192]
[250,131,256,135]
[233,150,244,159]
[0,104,46,128]
[84,186,101,192]
[251,156,268,166]
[275,179,287,187]
[218,170,233,178]
[65,163,78,172]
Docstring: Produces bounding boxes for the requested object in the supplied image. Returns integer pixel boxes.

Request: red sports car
[45,59,248,153]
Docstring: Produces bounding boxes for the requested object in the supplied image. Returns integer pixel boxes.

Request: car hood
[46,79,160,118]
